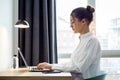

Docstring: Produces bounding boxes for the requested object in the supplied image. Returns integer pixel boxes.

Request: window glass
[96,0,120,50]
[56,0,120,59]
[56,0,87,60]
[56,0,120,78]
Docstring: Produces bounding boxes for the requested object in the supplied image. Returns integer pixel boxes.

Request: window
[56,0,120,78]
[96,0,120,50]
[56,0,87,62]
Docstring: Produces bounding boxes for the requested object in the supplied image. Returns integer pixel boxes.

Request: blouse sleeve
[52,60,79,71]
[52,38,101,72]
[73,38,101,73]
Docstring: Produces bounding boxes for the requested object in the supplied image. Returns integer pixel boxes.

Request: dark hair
[70,5,95,25]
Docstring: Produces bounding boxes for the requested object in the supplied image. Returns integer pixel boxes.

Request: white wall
[0,0,18,71]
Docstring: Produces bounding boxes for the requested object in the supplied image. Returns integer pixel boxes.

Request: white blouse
[52,32,101,79]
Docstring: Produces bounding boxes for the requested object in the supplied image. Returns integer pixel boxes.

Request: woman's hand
[37,62,52,69]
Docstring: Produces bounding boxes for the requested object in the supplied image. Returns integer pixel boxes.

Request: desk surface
[0,68,72,80]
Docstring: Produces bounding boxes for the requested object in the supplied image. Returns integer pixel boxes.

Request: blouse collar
[79,32,93,39]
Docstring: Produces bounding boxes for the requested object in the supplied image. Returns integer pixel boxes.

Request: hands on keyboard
[30,67,61,73]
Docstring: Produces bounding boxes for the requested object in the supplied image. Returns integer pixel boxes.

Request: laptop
[18,48,61,73]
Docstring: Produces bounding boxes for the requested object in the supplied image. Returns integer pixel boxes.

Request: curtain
[18,0,57,67]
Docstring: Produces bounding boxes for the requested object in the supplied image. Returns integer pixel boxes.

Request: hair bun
[86,5,95,13]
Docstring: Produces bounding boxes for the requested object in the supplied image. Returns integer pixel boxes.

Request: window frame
[56,0,120,62]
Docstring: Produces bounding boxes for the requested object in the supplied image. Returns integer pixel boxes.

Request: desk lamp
[15,20,29,28]
[14,20,30,49]
[14,20,30,68]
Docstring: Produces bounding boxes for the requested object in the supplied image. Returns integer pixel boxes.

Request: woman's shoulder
[88,35,100,44]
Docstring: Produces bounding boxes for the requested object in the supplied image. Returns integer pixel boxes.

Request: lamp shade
[14,20,29,28]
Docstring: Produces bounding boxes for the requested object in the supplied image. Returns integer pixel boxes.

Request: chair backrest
[71,71,106,80]
[85,73,106,80]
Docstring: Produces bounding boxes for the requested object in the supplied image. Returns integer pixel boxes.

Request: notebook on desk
[18,48,61,73]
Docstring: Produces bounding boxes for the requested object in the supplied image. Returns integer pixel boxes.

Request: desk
[0,68,72,80]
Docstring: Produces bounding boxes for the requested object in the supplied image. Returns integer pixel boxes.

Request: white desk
[0,68,72,80]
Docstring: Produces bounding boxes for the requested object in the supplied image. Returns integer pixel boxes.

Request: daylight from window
[56,0,120,79]
[96,0,120,50]
[56,0,87,60]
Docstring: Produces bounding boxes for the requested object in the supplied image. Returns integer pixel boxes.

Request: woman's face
[70,16,84,33]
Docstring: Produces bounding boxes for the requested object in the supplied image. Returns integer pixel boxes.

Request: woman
[37,5,101,79]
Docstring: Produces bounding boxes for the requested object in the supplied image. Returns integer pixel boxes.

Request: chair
[85,71,106,80]
[71,71,106,80]
[85,73,106,80]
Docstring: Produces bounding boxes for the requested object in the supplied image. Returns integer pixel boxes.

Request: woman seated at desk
[37,5,101,79]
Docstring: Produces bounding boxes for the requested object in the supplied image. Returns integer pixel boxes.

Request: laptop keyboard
[30,68,51,72]
[29,68,61,73]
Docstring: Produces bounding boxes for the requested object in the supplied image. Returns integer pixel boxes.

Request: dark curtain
[18,0,57,67]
